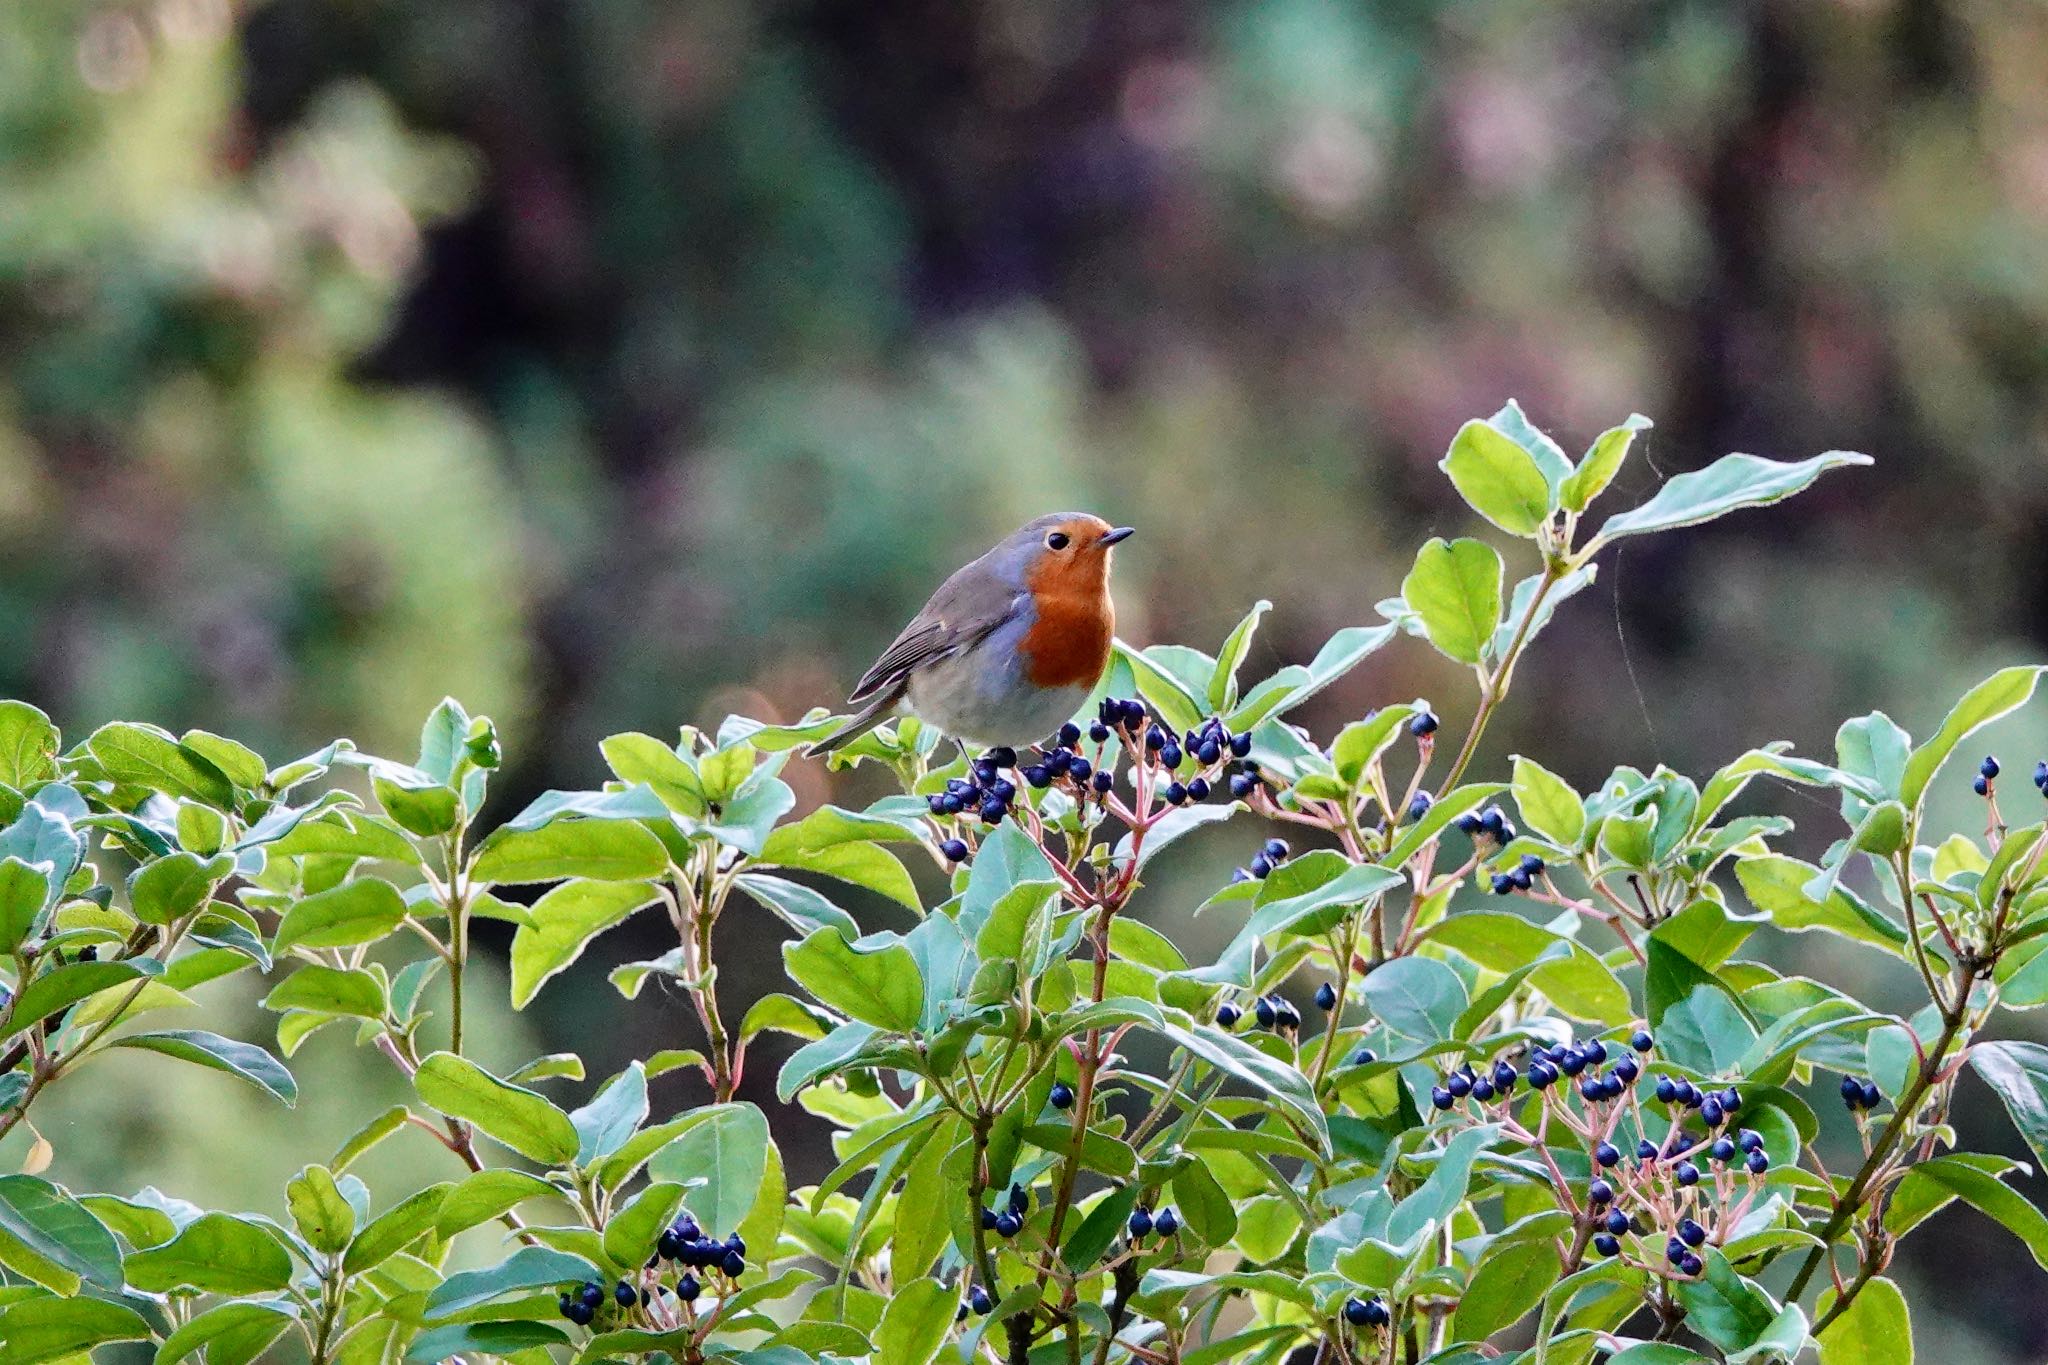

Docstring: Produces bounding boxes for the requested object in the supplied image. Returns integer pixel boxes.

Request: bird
[805,514,1134,757]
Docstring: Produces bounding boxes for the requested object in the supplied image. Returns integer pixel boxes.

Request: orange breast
[1019,561,1115,688]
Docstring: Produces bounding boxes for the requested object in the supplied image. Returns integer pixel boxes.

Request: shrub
[0,405,2032,1365]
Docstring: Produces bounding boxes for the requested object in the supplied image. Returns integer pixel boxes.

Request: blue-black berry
[722,1248,746,1277]
[1594,1141,1620,1168]
[1631,1029,1655,1053]
[1229,772,1258,799]
[1159,743,1183,770]
[1470,1078,1496,1102]
[1605,1209,1630,1235]
[1091,768,1112,794]
[1254,997,1277,1028]
[614,1280,636,1307]
[1680,1252,1704,1277]
[1593,1233,1621,1257]
[1700,1097,1724,1126]
[1354,1047,1378,1066]
[1974,775,1991,796]
[1983,755,2001,780]
[1491,872,1515,895]
[1431,1086,1455,1111]
[1454,812,1483,835]
[677,1273,701,1302]
[1230,732,1253,758]
[1187,776,1211,801]
[1059,722,1082,746]
[1679,1217,1706,1247]
[1249,853,1274,879]
[1050,1081,1075,1109]
[1344,1296,1371,1326]
[1446,1072,1472,1098]
[1128,1208,1153,1238]
[1410,710,1440,737]
[1023,765,1052,788]
[970,1286,993,1315]
[1739,1129,1764,1153]
[1216,1002,1242,1027]
[1711,1137,1736,1162]
[1655,1076,1678,1104]
[578,1282,604,1309]
[1675,1161,1700,1187]
[1089,721,1111,743]
[1315,981,1338,1012]
[1406,791,1433,821]
[1746,1149,1770,1175]
[1861,1081,1881,1109]
[941,838,970,863]
[994,1212,1021,1238]
[1588,1178,1614,1206]
[1264,838,1290,861]
[1637,1139,1659,1161]
[1153,1207,1179,1236]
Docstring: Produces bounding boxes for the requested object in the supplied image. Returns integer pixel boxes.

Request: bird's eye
[1045,532,1070,550]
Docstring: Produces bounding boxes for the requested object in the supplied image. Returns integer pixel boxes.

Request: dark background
[3,2,2047,1356]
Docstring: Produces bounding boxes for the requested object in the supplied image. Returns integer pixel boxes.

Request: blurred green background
[4,0,2048,1357]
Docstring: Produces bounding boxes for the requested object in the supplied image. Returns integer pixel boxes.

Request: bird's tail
[802,692,902,759]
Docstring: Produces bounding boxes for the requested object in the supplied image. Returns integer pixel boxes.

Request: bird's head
[1002,513,1133,598]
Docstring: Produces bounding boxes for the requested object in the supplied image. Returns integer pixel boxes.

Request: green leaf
[1969,1040,2048,1175]
[1560,414,1651,513]
[1489,399,1574,489]
[1885,1153,2048,1269]
[1899,665,2046,812]
[0,1297,151,1365]
[600,731,709,815]
[1064,1185,1140,1274]
[758,806,919,910]
[1594,450,1872,545]
[1209,600,1271,712]
[470,817,669,884]
[782,927,925,1032]
[1456,1237,1559,1340]
[1401,538,1503,665]
[1171,1159,1237,1246]
[0,858,51,953]
[86,722,236,806]
[1511,755,1586,847]
[8,958,162,1027]
[271,879,407,953]
[125,1212,293,1294]
[1360,956,1467,1041]
[509,879,662,1007]
[1330,705,1419,788]
[423,1245,598,1319]
[570,1062,648,1166]
[873,1276,956,1365]
[1156,1023,1328,1152]
[260,964,386,1020]
[129,851,230,925]
[404,1323,569,1362]
[111,1030,299,1105]
[1671,1249,1779,1353]
[1647,940,1756,1074]
[285,1165,355,1255]
[342,1182,452,1273]
[434,1169,558,1238]
[1388,1122,1498,1243]
[414,1052,580,1165]
[733,872,858,938]
[602,1181,689,1268]
[0,702,58,789]
[1439,419,1554,536]
[1733,856,1906,955]
[0,1177,123,1294]
[648,1102,771,1237]
[1816,1275,1909,1364]
[154,1300,297,1365]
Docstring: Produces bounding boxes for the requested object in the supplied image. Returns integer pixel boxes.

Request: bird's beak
[1099,526,1135,547]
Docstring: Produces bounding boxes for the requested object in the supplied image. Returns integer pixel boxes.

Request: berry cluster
[1141,714,1249,806]
[1488,853,1545,896]
[1127,1204,1180,1240]
[1453,804,1517,845]
[556,1280,628,1327]
[1976,753,2048,801]
[1425,1028,1778,1280]
[980,1183,1031,1239]
[1242,837,1290,880]
[1343,1294,1392,1329]
[1215,993,1302,1033]
[1838,1074,1884,1111]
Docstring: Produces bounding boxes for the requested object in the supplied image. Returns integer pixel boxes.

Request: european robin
[806,514,1134,756]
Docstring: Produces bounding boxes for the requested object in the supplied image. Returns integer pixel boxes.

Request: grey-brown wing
[848,563,1023,701]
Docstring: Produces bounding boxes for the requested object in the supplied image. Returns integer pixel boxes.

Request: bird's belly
[906,648,1088,749]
